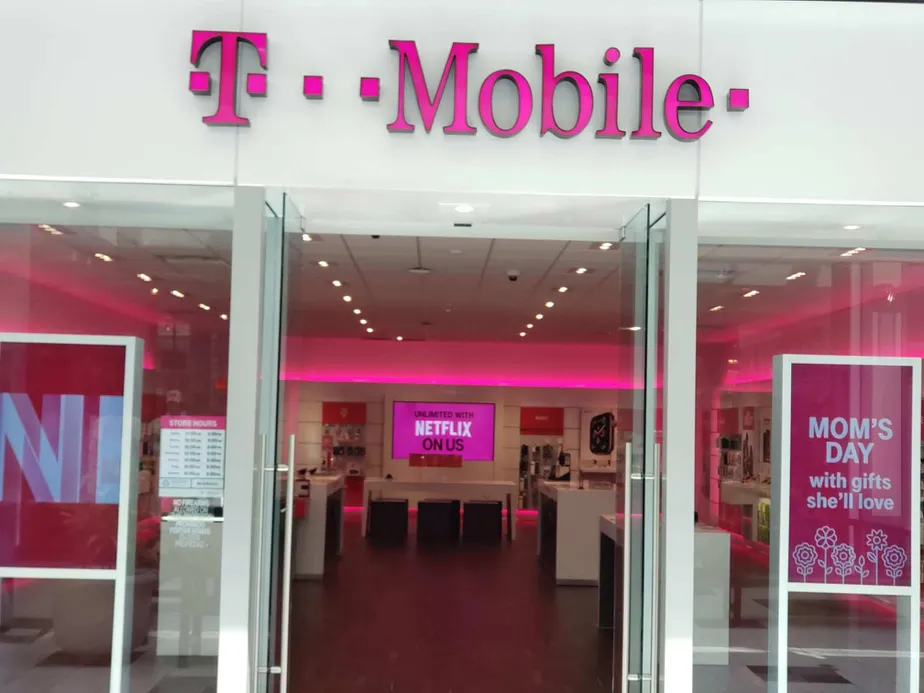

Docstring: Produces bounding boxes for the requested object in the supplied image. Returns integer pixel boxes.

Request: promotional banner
[392,401,495,462]
[0,339,130,570]
[785,361,914,586]
[770,355,921,693]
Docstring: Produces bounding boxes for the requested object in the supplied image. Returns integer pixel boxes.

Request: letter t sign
[189,30,268,126]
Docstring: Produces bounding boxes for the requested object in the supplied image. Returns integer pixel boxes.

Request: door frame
[215,189,699,693]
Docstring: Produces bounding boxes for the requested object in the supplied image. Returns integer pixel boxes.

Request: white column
[217,186,268,693]
[660,199,698,693]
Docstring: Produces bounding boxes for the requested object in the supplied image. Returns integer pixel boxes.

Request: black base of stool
[463,500,502,544]
[369,498,409,544]
[417,499,460,544]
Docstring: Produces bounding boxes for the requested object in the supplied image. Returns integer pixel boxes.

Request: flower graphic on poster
[831,543,856,583]
[865,529,891,585]
[792,542,818,580]
[881,545,908,584]
[812,526,837,579]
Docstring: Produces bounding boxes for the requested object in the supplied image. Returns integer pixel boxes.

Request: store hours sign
[769,355,921,693]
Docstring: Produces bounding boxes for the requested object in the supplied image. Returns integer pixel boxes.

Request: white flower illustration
[866,529,888,552]
[815,526,837,550]
[813,526,838,580]
[865,529,890,585]
[792,542,818,581]
[882,545,908,585]
[831,543,856,583]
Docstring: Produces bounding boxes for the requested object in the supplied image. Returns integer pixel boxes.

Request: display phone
[589,412,614,455]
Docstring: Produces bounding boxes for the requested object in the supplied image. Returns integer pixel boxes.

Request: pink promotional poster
[787,362,914,587]
[392,401,495,462]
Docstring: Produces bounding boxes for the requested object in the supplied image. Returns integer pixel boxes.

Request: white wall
[285,381,630,485]
[2,0,923,204]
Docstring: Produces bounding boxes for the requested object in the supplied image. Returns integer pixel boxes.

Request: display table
[294,473,345,579]
[720,480,771,542]
[597,514,731,665]
[579,467,619,485]
[538,481,617,585]
[361,477,517,540]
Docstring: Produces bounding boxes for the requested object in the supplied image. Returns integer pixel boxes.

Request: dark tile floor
[289,514,617,693]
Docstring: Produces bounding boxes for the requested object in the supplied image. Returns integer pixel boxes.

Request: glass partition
[0,180,234,693]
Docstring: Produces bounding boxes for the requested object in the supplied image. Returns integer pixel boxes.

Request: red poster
[409,453,463,468]
[0,339,130,570]
[519,407,564,435]
[322,401,366,425]
[742,406,755,431]
[785,361,913,587]
[716,407,738,435]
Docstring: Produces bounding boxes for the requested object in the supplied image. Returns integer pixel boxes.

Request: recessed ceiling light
[318,260,329,268]
[39,224,63,235]
[743,290,759,298]
[728,359,739,365]
[62,201,80,209]
[220,313,228,320]
[519,332,527,337]
[199,303,211,311]
[360,319,368,325]
[843,225,861,231]
[94,253,112,262]
[786,271,806,281]
[396,336,404,341]
[840,247,866,257]
[170,290,184,298]
[575,267,588,274]
[545,301,554,308]
[366,327,374,333]
[709,305,724,312]
[527,323,534,329]
[557,287,568,293]
[454,204,474,213]
[137,273,152,282]
[625,326,642,332]
[332,280,342,287]
[598,242,612,251]
[302,233,312,242]
[353,308,361,315]
[536,313,544,320]
[343,295,352,302]
[151,288,159,295]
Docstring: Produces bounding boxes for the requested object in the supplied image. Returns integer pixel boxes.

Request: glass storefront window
[0,181,234,693]
[694,202,924,693]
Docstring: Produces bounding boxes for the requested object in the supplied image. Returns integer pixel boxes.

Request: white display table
[361,477,517,540]
[294,473,345,579]
[538,481,617,585]
[597,514,731,665]
[720,480,771,542]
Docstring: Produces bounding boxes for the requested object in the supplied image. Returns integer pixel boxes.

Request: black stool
[369,498,408,544]
[463,500,502,544]
[417,499,460,544]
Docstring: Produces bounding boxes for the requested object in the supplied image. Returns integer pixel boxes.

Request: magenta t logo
[189,31,268,126]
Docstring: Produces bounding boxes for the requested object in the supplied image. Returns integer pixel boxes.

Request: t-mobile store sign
[188,31,750,140]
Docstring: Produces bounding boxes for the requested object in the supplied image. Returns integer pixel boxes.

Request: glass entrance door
[253,194,303,693]
[616,204,663,693]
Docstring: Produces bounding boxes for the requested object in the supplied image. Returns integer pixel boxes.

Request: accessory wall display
[321,401,367,474]
[589,412,614,455]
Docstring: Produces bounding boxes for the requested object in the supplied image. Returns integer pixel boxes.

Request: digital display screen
[392,401,495,462]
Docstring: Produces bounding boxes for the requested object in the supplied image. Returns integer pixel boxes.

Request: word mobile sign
[769,355,920,693]
[188,32,749,139]
[392,401,495,461]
